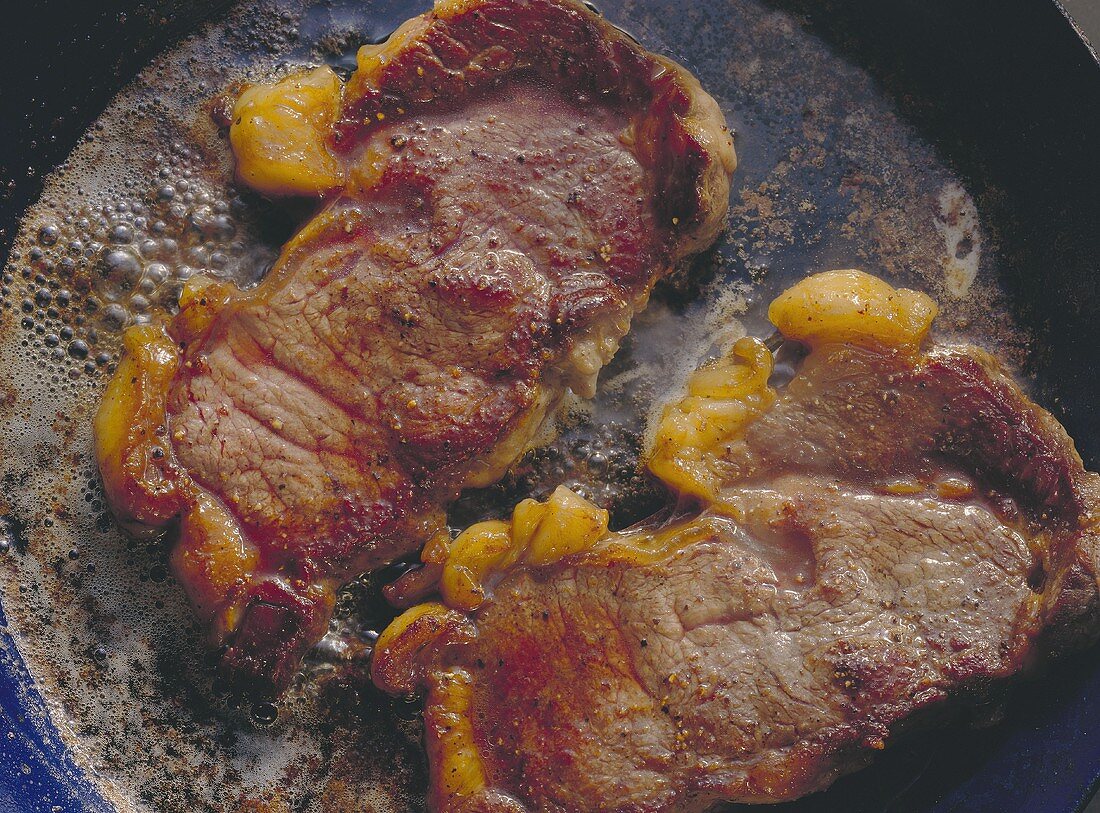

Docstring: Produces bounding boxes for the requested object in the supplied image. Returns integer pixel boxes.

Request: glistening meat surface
[94,0,735,692]
[374,271,1100,813]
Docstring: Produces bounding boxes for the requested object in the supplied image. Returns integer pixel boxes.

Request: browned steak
[373,276,1100,812]
[94,0,735,693]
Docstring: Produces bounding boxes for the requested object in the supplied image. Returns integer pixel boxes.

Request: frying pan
[0,0,1098,811]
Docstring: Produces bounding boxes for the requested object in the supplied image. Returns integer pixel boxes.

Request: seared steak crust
[375,338,1100,812]
[94,0,735,692]
[338,0,730,257]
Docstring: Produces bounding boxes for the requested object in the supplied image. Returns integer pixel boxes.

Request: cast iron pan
[0,1,1098,811]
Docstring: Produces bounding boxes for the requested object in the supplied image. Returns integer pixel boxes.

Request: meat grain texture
[93,0,735,692]
[374,271,1100,813]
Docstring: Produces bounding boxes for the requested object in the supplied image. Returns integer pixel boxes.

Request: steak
[94,0,735,692]
[373,271,1100,812]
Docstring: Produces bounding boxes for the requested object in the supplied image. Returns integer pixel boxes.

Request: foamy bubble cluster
[3,139,275,399]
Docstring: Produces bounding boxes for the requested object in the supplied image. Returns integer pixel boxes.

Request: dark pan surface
[0,1,1098,811]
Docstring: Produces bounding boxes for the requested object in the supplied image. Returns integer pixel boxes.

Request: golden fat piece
[768,268,937,351]
[646,335,775,501]
[230,66,345,197]
[94,324,182,533]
